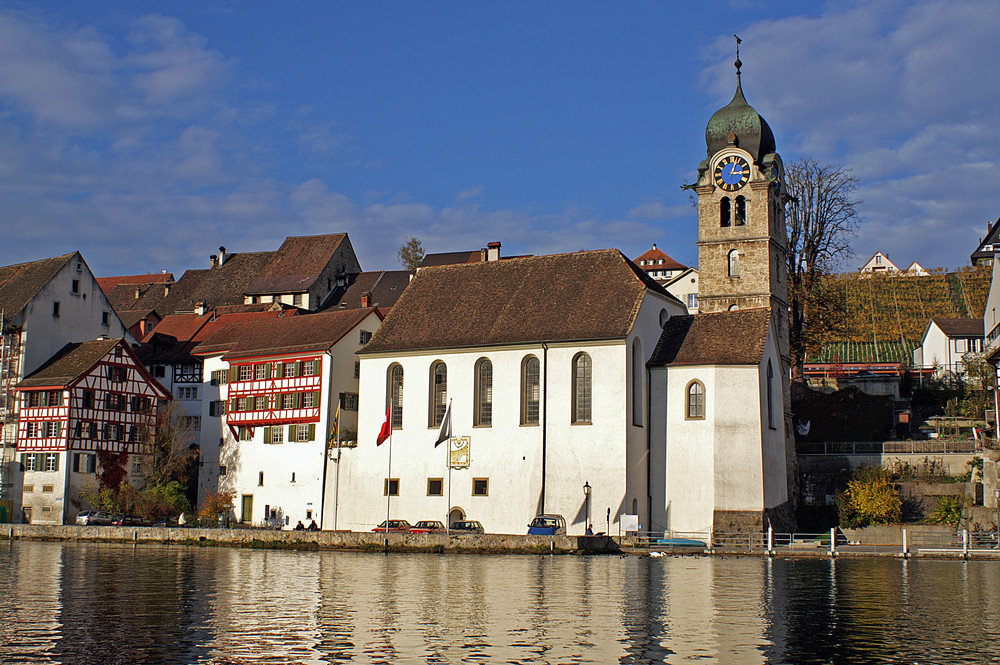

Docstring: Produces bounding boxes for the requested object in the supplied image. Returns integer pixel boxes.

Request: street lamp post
[583,481,591,534]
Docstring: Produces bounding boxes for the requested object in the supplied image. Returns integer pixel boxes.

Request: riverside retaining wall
[0,524,620,554]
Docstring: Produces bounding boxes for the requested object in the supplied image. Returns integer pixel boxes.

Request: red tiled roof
[634,245,687,271]
[648,308,771,366]
[96,274,173,291]
[363,249,670,353]
[208,308,377,360]
[323,270,413,309]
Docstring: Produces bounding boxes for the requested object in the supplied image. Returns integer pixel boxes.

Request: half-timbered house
[15,338,170,524]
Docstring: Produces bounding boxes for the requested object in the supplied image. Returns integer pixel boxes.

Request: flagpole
[386,429,392,534]
[333,409,341,531]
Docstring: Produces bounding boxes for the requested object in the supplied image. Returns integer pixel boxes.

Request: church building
[341,55,794,535]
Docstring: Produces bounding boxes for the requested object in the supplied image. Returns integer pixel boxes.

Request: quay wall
[0,524,618,554]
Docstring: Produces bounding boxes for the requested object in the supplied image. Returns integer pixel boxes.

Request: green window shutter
[265,364,272,379]
[314,391,321,406]
[313,359,321,375]
[307,424,315,441]
[295,361,302,377]
[288,424,295,441]
[264,427,272,444]
[35,453,44,470]
[229,367,238,382]
[230,398,238,412]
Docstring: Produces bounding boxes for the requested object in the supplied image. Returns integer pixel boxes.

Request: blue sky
[0,1,997,277]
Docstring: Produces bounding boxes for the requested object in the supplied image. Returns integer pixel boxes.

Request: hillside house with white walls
[913,318,984,379]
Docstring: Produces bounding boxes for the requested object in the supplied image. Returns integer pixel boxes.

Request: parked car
[372,519,412,532]
[527,514,566,535]
[152,515,180,528]
[112,515,151,527]
[409,520,446,533]
[76,510,113,526]
[450,520,485,534]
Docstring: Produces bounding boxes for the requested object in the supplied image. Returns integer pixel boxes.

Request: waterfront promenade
[6,523,1000,559]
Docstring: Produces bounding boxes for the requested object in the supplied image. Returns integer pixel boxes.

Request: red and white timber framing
[17,341,171,454]
[224,354,323,438]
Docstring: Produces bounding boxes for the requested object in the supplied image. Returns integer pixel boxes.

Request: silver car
[76,510,113,526]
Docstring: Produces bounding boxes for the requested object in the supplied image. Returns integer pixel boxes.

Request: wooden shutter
[230,397,238,413]
[295,361,302,377]
[265,363,272,379]
[264,427,272,444]
[288,425,295,441]
[229,366,238,382]
[293,392,301,409]
[307,424,315,441]
[312,359,321,375]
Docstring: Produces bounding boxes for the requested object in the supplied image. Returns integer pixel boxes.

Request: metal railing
[629,528,1000,557]
[798,440,982,455]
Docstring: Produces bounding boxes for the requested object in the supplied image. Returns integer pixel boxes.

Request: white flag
[434,400,452,447]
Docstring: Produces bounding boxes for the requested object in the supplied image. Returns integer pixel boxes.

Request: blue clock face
[714,155,750,191]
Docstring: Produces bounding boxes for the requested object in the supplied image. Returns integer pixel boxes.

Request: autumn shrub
[930,496,964,526]
[835,465,902,528]
[198,490,236,521]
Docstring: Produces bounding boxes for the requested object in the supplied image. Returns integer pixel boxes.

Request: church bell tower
[694,42,796,503]
[695,43,789,367]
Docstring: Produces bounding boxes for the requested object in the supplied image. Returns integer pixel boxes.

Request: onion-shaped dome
[705,69,775,164]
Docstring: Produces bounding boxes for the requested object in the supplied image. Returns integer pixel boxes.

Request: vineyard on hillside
[805,264,991,364]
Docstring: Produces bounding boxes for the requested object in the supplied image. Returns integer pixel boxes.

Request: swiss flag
[376,407,391,446]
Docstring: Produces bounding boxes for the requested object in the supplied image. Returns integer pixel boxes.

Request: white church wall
[759,325,789,511]
[346,340,634,535]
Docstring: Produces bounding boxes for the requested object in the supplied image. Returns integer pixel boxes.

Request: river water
[2,541,999,664]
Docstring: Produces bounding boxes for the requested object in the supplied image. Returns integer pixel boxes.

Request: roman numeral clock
[714,154,750,192]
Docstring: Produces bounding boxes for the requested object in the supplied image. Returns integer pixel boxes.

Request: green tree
[785,159,862,382]
[397,236,424,270]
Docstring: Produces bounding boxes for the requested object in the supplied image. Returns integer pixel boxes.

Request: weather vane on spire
[734,34,742,79]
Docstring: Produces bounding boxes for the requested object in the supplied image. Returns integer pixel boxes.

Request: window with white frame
[341,392,359,411]
[239,365,252,381]
[177,386,198,400]
[44,453,59,472]
[360,330,373,344]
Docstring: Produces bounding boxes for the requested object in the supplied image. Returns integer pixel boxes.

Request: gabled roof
[663,267,699,288]
[323,270,413,310]
[971,215,1000,264]
[137,308,294,363]
[244,234,351,295]
[206,308,378,360]
[17,338,122,388]
[363,249,677,354]
[98,274,176,312]
[97,273,173,291]
[648,308,771,367]
[929,318,984,338]
[859,251,899,272]
[419,251,483,267]
[166,251,276,313]
[634,245,686,271]
[0,252,76,319]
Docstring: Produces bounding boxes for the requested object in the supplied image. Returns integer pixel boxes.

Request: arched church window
[572,352,592,424]
[474,358,492,427]
[429,361,447,427]
[387,364,404,429]
[735,196,747,226]
[686,381,705,420]
[521,355,540,425]
[720,197,731,227]
[728,250,740,278]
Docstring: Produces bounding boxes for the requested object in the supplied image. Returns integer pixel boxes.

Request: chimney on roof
[361,292,372,308]
[487,241,501,262]
[653,243,657,250]
[134,286,141,300]
[210,254,218,268]
[163,284,171,297]
[194,301,206,316]
[218,246,227,266]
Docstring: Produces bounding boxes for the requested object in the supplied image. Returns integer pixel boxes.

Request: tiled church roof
[648,308,771,366]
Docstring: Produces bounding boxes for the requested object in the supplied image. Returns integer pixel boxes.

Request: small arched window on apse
[387,364,404,429]
[728,250,740,278]
[720,197,731,227]
[735,195,747,226]
[686,380,705,420]
[429,361,447,427]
